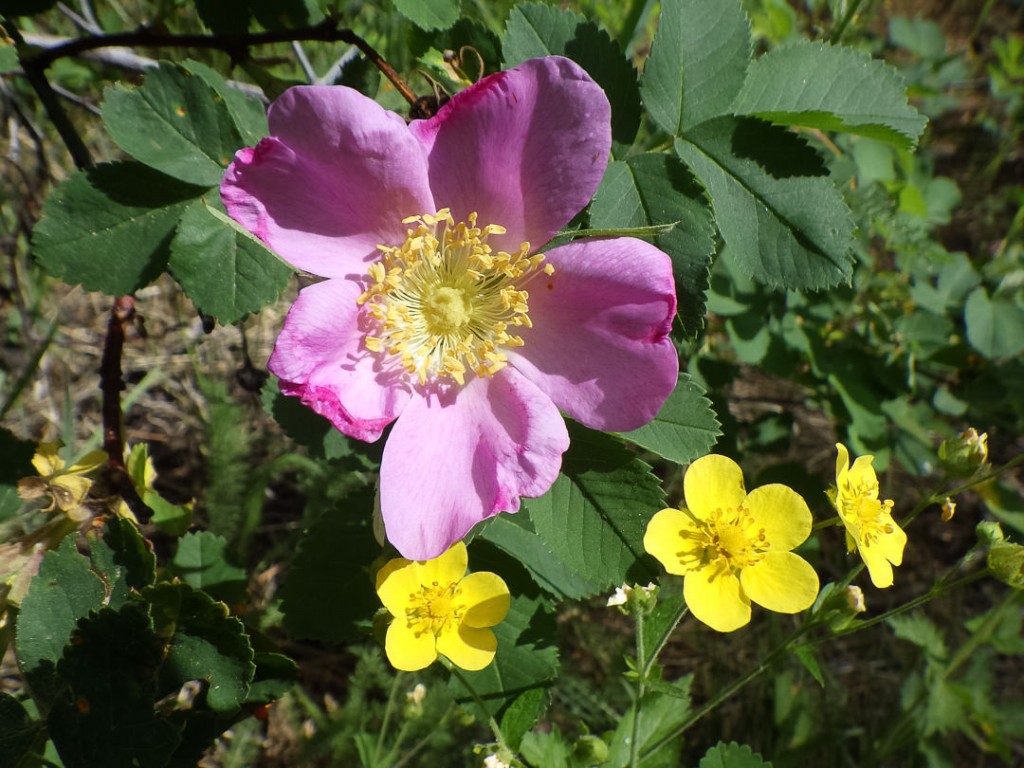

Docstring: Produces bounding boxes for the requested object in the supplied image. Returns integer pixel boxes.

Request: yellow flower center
[839,481,895,546]
[678,506,769,580]
[405,580,466,638]
[357,209,553,386]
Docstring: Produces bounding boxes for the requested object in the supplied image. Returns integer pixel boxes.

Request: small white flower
[606,584,633,607]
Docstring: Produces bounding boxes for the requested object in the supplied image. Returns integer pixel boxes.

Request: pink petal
[268,278,411,442]
[222,86,434,278]
[380,368,569,560]
[409,56,610,252]
[509,237,678,432]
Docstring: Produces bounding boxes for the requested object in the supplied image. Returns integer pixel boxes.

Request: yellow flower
[644,455,819,633]
[375,542,510,671]
[833,443,906,588]
[17,442,106,521]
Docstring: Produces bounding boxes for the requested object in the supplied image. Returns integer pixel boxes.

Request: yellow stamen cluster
[678,506,770,581]
[405,580,465,639]
[357,209,552,385]
[839,480,895,546]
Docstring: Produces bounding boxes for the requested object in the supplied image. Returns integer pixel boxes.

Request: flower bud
[938,428,989,478]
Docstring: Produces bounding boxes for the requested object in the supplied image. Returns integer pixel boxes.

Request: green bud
[938,428,989,478]
[989,541,1024,590]
[572,734,609,766]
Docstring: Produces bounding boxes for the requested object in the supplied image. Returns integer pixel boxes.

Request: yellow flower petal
[385,621,438,671]
[65,449,108,476]
[877,521,907,567]
[743,484,812,551]
[684,569,751,633]
[835,442,851,481]
[740,551,819,614]
[860,544,895,588]
[644,508,699,576]
[51,475,92,511]
[437,625,497,671]
[418,541,468,585]
[684,455,747,519]
[847,454,880,492]
[375,557,417,615]
[31,442,64,477]
[460,572,510,628]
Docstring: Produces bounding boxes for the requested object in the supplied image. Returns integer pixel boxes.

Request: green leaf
[16,537,106,709]
[520,728,573,766]
[279,487,380,641]
[194,0,253,34]
[87,518,156,609]
[178,60,268,146]
[102,62,245,187]
[249,0,324,30]
[392,0,459,30]
[732,41,927,149]
[169,200,292,324]
[0,42,19,73]
[964,287,1024,360]
[792,644,825,687]
[988,542,1024,590]
[589,154,716,336]
[640,0,751,135]
[48,603,182,768]
[246,652,299,705]
[619,373,720,464]
[502,3,641,148]
[523,424,664,596]
[607,692,688,767]
[450,593,558,717]
[32,162,201,295]
[481,516,602,599]
[0,427,35,522]
[698,742,772,768]
[0,692,38,766]
[146,582,255,713]
[675,118,855,290]
[888,613,947,661]
[171,531,248,604]
[260,377,356,461]
[499,687,546,752]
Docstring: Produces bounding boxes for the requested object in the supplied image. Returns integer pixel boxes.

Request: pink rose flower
[222,56,679,560]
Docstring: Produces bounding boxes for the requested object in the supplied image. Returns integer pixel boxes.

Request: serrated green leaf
[888,613,947,661]
[246,652,299,705]
[732,41,926,149]
[523,424,664,596]
[0,692,38,766]
[171,531,247,604]
[589,154,715,336]
[16,537,106,709]
[102,62,244,187]
[279,487,379,641]
[393,0,458,30]
[481,516,602,599]
[675,118,854,290]
[48,603,182,768]
[499,687,547,752]
[179,60,268,146]
[169,200,292,324]
[964,287,1024,360]
[698,742,772,768]
[620,373,720,464]
[87,518,156,609]
[146,582,255,713]
[450,593,558,717]
[32,162,202,295]
[988,542,1024,589]
[640,0,751,135]
[607,692,688,767]
[503,3,641,148]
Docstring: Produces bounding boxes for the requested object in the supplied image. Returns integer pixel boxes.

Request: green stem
[638,622,810,762]
[812,515,840,532]
[829,0,867,44]
[376,670,405,759]
[628,609,647,768]
[446,661,510,755]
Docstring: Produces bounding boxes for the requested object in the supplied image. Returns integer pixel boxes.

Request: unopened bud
[938,428,989,478]
[941,497,956,522]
